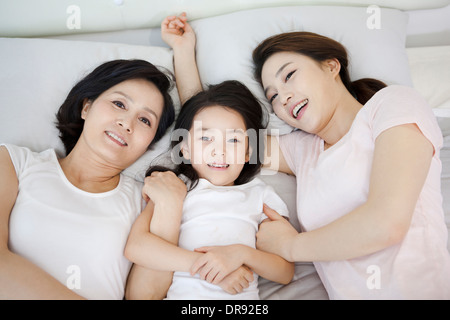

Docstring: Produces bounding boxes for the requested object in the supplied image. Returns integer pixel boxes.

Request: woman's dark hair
[146,80,265,190]
[56,59,175,155]
[252,31,386,105]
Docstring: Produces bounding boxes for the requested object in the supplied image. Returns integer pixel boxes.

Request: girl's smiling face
[182,105,250,186]
[80,78,164,170]
[261,51,340,135]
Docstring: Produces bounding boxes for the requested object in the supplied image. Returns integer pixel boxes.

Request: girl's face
[261,51,340,135]
[80,78,164,170]
[182,105,250,187]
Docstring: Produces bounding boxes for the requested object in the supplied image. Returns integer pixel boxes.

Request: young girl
[125,80,294,299]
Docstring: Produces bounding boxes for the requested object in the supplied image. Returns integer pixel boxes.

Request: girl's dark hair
[252,31,386,105]
[146,80,265,190]
[56,59,175,155]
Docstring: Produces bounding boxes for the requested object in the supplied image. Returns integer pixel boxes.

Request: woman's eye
[201,136,211,141]
[113,101,125,109]
[228,138,239,143]
[139,117,151,127]
[285,70,296,82]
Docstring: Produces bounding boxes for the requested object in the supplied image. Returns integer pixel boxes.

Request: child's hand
[161,12,196,51]
[141,171,187,206]
[217,266,254,295]
[190,245,246,284]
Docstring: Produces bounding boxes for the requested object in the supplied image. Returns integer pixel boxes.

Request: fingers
[262,203,283,221]
[162,12,188,33]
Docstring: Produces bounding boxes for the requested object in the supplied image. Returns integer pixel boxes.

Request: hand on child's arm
[141,171,187,206]
[190,245,246,284]
[217,266,254,295]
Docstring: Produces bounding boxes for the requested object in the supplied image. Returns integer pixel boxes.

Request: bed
[1,0,449,300]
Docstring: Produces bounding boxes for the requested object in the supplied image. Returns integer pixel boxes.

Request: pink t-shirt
[279,85,450,299]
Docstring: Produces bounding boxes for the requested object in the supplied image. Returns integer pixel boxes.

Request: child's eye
[139,117,151,127]
[113,101,125,109]
[269,93,278,104]
[285,70,296,82]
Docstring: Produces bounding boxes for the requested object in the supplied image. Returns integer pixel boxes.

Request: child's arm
[192,243,294,285]
[125,172,254,296]
[161,13,202,104]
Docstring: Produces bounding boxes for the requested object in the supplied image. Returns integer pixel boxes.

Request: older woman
[0,59,176,299]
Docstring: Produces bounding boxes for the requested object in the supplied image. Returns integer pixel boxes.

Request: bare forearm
[287,203,400,262]
[241,246,294,285]
[0,250,84,300]
[173,47,202,105]
[126,231,201,273]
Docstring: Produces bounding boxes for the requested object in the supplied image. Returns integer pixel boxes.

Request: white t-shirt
[3,144,143,300]
[166,177,289,300]
[279,85,450,299]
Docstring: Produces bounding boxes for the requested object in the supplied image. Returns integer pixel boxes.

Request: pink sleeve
[369,85,443,152]
[278,130,312,175]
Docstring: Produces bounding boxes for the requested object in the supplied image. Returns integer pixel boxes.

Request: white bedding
[0,3,449,300]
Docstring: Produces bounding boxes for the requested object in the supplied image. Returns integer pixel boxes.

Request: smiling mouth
[292,99,309,118]
[106,131,128,146]
[208,163,229,169]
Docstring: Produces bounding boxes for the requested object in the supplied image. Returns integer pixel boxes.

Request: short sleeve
[0,143,31,178]
[369,85,443,152]
[277,130,312,175]
[260,183,290,223]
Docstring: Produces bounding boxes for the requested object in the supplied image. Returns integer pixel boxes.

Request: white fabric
[3,143,143,300]
[166,177,289,300]
[279,85,450,299]
[1,0,447,37]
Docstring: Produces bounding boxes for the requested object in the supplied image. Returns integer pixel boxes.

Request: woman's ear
[81,99,92,120]
[323,58,341,78]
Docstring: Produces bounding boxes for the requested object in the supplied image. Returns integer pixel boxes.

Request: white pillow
[0,37,179,181]
[191,6,412,134]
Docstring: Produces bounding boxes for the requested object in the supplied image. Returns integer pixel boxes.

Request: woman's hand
[141,171,187,206]
[190,245,245,284]
[256,204,298,261]
[161,12,196,52]
[216,266,254,295]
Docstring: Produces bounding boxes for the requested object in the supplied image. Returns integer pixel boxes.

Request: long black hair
[56,59,175,155]
[146,80,266,190]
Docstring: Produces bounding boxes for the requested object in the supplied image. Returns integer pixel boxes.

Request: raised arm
[0,146,84,299]
[257,123,434,262]
[161,13,202,104]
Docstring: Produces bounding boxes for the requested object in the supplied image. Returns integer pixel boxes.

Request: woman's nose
[117,118,132,133]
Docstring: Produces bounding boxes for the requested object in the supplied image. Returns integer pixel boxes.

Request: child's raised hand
[161,12,196,51]
[190,245,245,284]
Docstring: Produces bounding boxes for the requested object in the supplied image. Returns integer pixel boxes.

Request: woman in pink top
[163,13,450,299]
[253,32,450,299]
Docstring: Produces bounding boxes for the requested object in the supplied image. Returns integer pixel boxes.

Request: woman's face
[80,78,164,169]
[182,105,250,187]
[261,51,340,134]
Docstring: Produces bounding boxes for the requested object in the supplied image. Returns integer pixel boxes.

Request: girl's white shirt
[166,177,289,300]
